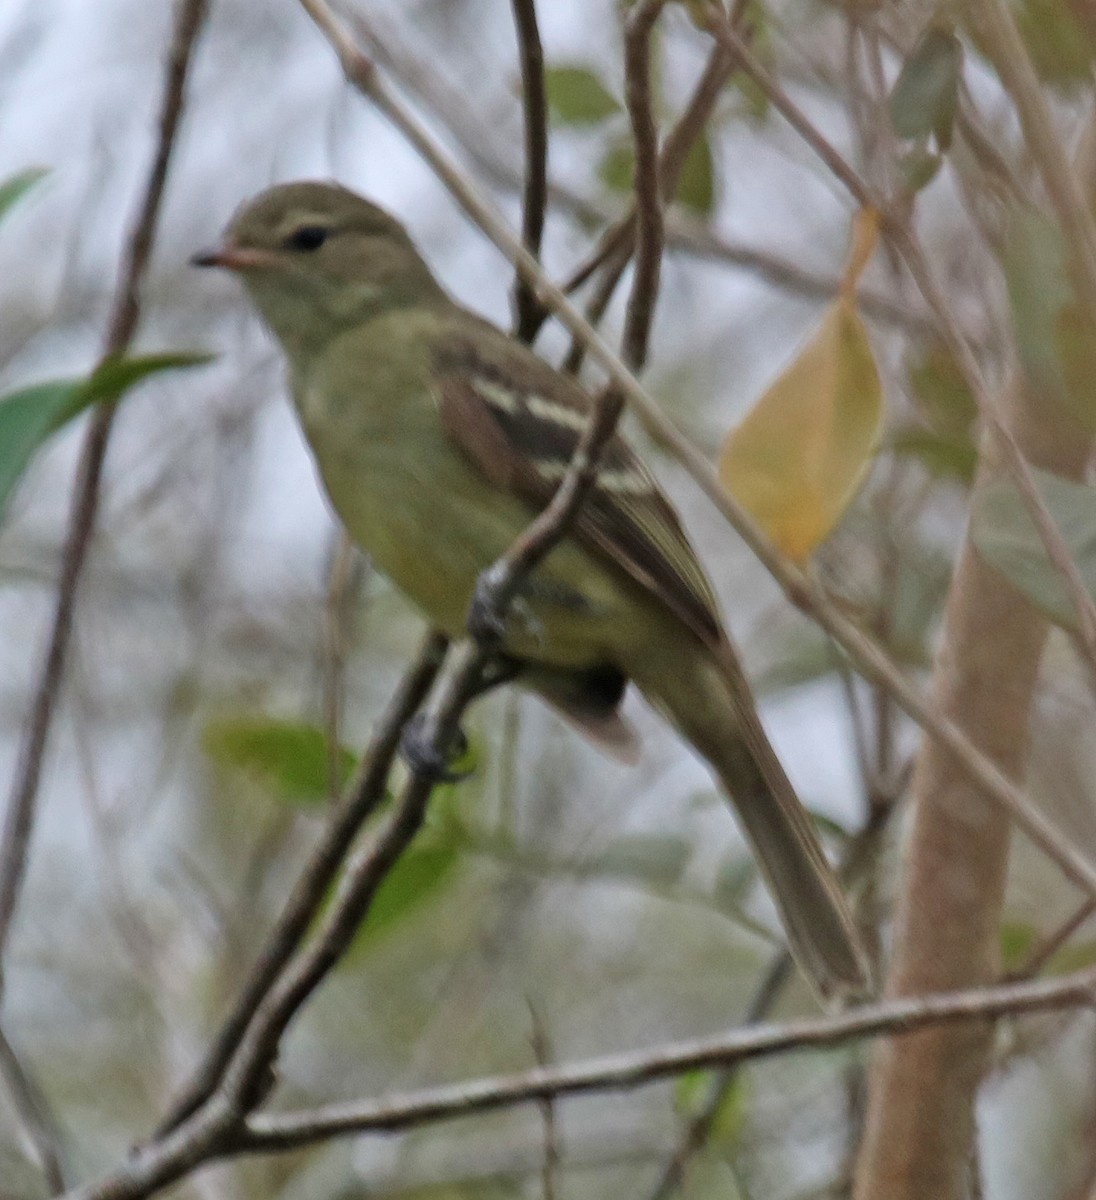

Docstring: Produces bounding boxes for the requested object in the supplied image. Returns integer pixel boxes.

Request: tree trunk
[853,383,1093,1199]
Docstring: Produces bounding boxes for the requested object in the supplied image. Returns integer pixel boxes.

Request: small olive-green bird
[194,181,868,998]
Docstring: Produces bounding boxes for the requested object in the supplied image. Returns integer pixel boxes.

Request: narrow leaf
[888,27,962,148]
[0,352,212,524]
[971,466,1096,632]
[719,296,883,561]
[676,135,715,215]
[0,168,48,224]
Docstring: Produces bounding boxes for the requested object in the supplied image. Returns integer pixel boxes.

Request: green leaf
[674,1072,749,1148]
[0,168,48,224]
[0,352,212,524]
[1002,205,1096,431]
[203,716,356,805]
[908,343,978,433]
[896,145,943,195]
[1011,0,1096,88]
[888,27,963,148]
[545,65,620,125]
[360,837,462,943]
[711,855,756,913]
[598,140,634,195]
[971,466,1096,632]
[676,134,715,215]
[891,426,977,483]
[1000,921,1038,971]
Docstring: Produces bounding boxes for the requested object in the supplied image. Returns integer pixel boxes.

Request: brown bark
[853,387,1093,1198]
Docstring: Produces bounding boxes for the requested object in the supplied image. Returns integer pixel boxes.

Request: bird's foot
[400,714,473,782]
[468,566,545,649]
[467,564,509,647]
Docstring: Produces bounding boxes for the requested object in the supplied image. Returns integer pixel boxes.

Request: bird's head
[193,181,445,353]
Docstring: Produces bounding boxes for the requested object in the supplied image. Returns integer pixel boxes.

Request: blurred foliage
[0,353,213,522]
[545,63,622,124]
[1005,205,1096,432]
[0,166,47,223]
[1,2,1094,1198]
[972,466,1096,632]
[888,25,962,151]
[720,213,883,562]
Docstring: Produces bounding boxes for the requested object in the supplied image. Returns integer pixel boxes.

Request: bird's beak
[190,244,277,271]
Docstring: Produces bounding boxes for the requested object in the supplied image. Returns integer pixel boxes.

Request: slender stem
[0,0,210,984]
[293,0,1096,905]
[508,0,549,343]
[155,631,447,1133]
[238,968,1096,1152]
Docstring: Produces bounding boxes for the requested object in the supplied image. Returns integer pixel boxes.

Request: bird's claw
[468,567,508,647]
[400,714,473,782]
[468,568,545,649]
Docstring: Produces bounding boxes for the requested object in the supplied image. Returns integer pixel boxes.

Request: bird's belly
[308,436,634,667]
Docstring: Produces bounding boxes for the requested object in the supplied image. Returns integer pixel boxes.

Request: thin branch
[1009,896,1096,982]
[968,0,1096,307]
[462,0,670,635]
[701,16,873,208]
[156,630,448,1133]
[620,0,668,371]
[0,0,210,980]
[294,0,1096,906]
[560,26,737,372]
[528,1005,560,1200]
[702,9,1096,670]
[209,637,505,1123]
[509,0,549,343]
[0,1021,65,1193]
[342,13,935,336]
[239,968,1096,1152]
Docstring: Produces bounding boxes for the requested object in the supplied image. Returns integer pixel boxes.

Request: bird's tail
[635,641,870,1001]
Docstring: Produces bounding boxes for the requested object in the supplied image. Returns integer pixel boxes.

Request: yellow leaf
[719,296,883,561]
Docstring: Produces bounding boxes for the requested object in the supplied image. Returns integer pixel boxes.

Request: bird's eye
[284,225,330,252]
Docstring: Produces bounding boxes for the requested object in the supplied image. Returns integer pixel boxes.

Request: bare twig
[0,1021,65,1193]
[509,0,549,343]
[703,10,1096,670]
[156,630,448,1134]
[0,0,210,980]
[459,0,670,635]
[620,0,667,371]
[1010,896,1096,982]
[293,0,1096,905]
[341,14,934,336]
[968,0,1096,305]
[237,968,1096,1153]
[529,1005,560,1200]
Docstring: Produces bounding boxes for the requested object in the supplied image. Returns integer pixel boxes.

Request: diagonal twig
[238,966,1096,1152]
[0,0,211,982]
[156,630,448,1134]
[293,0,1096,908]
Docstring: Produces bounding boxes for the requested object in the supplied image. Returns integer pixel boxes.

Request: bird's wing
[431,324,724,649]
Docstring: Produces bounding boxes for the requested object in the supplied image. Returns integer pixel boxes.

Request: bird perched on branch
[194,181,868,999]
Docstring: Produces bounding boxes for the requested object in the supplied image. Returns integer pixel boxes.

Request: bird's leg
[467,563,546,649]
[399,654,521,780]
[400,714,472,782]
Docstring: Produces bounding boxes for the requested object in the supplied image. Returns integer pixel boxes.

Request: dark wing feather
[433,324,724,648]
